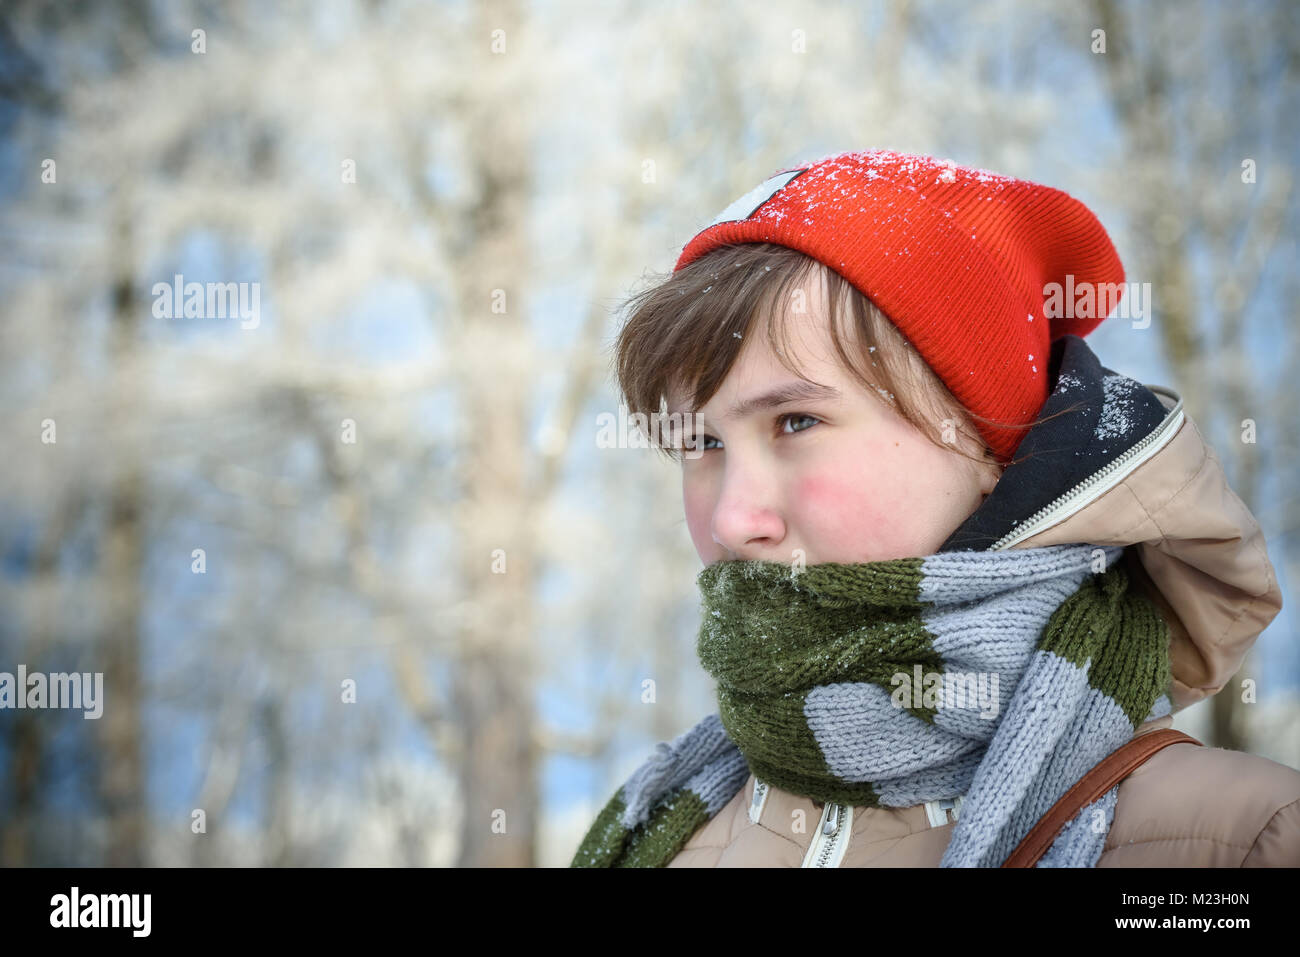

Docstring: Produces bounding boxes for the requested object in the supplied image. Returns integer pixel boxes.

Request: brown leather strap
[1002,727,1203,867]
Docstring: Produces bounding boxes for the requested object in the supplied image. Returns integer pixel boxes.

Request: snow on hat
[672,149,1126,464]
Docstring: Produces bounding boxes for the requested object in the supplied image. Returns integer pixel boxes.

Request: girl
[572,150,1299,867]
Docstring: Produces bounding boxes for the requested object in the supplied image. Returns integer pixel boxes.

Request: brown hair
[612,242,1049,468]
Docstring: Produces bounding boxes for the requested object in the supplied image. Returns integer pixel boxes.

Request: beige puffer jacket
[668,382,1300,867]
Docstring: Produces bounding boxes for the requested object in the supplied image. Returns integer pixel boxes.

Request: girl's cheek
[795,460,920,558]
[796,472,896,531]
[795,473,850,514]
[682,484,715,556]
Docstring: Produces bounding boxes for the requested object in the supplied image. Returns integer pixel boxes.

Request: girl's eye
[686,412,821,454]
[685,433,720,452]
[779,412,821,434]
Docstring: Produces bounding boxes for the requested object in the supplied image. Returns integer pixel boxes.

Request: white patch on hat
[697,168,807,233]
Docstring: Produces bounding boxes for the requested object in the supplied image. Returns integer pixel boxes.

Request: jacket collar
[940,335,1175,553]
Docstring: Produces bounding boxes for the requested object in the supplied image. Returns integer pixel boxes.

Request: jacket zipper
[748,778,770,824]
[989,385,1184,552]
[801,800,853,867]
[752,776,852,868]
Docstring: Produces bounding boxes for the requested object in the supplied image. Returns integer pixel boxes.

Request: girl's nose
[710,474,785,558]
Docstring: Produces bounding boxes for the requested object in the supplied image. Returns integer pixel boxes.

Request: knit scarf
[570,542,1173,868]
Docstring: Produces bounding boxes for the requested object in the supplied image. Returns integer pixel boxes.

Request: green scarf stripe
[570,788,632,867]
[618,789,712,867]
[697,558,939,698]
[570,787,711,868]
[694,556,926,610]
[1036,560,1172,727]
[716,685,885,807]
[771,557,926,608]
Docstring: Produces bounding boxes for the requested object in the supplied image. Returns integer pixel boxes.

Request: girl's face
[674,277,1002,567]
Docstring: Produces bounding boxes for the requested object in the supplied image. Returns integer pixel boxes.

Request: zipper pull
[803,802,854,867]
[925,796,965,827]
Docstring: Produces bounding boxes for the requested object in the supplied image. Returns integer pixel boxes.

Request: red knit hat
[672,149,1126,464]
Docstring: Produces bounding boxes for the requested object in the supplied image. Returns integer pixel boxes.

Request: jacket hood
[942,334,1283,713]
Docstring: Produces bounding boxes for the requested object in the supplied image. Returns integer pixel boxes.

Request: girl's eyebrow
[722,380,840,420]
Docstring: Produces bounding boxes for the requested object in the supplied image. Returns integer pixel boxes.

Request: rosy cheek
[795,473,900,542]
[794,473,846,511]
